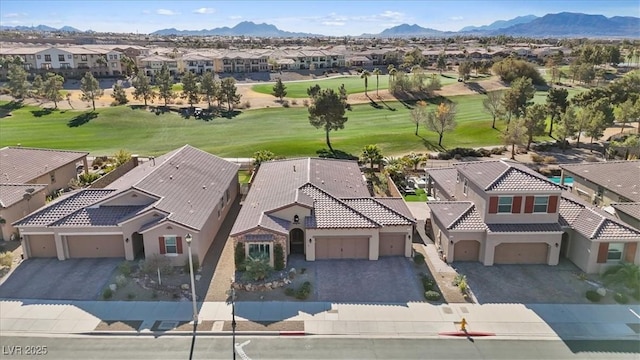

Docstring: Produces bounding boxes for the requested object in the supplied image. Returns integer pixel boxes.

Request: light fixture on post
[293,214,300,223]
[185,233,198,326]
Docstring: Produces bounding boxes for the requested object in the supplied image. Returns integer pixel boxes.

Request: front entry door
[289,228,304,254]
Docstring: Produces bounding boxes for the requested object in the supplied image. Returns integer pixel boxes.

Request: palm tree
[387,64,395,81]
[361,144,383,169]
[372,68,382,97]
[603,262,640,290]
[388,67,397,83]
[361,70,371,96]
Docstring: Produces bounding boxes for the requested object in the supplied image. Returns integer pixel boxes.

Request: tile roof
[342,198,414,226]
[560,161,640,202]
[559,194,640,240]
[374,197,416,221]
[486,223,563,233]
[51,206,146,227]
[427,201,487,231]
[0,147,88,184]
[426,167,457,199]
[301,185,379,229]
[0,184,47,208]
[231,158,370,235]
[14,189,115,227]
[611,203,640,221]
[454,160,562,192]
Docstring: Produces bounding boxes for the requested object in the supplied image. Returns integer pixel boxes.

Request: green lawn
[251,73,459,98]
[238,170,252,184]
[404,188,427,202]
[0,93,553,157]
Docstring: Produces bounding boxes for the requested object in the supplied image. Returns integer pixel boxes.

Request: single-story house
[0,146,89,241]
[426,160,640,274]
[13,145,239,265]
[559,160,640,206]
[230,158,415,267]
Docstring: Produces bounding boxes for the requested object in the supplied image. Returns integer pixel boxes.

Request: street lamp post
[185,234,198,325]
[231,286,237,360]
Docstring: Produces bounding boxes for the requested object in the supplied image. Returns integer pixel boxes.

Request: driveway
[453,259,598,304]
[0,258,120,300]
[289,257,424,303]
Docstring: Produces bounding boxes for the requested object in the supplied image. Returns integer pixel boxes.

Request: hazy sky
[1,0,638,35]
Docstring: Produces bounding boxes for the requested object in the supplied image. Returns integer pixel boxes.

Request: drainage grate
[157,320,179,330]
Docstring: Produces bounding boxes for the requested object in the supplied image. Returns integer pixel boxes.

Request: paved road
[1,337,638,360]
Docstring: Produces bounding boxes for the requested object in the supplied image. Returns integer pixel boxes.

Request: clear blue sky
[1,0,638,35]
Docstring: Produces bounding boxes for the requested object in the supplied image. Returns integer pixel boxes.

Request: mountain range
[1,13,638,38]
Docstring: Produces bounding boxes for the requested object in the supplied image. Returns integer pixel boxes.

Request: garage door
[67,235,125,258]
[454,240,480,261]
[379,233,405,256]
[315,236,369,259]
[494,243,548,264]
[28,234,57,258]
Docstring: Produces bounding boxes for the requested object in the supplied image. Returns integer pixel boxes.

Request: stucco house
[559,160,640,206]
[13,145,239,265]
[0,147,89,241]
[426,160,640,274]
[230,158,415,267]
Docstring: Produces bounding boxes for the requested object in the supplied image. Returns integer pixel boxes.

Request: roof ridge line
[130,146,187,188]
[485,165,512,191]
[302,183,382,227]
[448,202,475,229]
[370,198,416,223]
[34,189,115,227]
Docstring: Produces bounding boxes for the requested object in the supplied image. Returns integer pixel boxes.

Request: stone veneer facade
[232,228,289,268]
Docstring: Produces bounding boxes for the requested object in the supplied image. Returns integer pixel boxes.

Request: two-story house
[182,53,215,74]
[427,160,640,274]
[139,55,180,77]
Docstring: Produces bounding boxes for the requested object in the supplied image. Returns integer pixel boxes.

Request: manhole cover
[157,321,179,330]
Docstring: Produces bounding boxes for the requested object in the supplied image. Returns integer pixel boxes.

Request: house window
[81,55,87,61]
[462,179,468,196]
[607,243,624,262]
[44,54,51,62]
[164,236,177,254]
[533,196,549,213]
[456,173,460,183]
[225,189,230,203]
[248,243,270,260]
[498,196,513,213]
[58,54,65,61]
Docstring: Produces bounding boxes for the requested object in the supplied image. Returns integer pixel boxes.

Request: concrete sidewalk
[1,299,639,340]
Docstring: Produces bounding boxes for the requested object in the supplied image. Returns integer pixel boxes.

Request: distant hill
[370,23,447,38]
[492,12,640,37]
[460,15,538,32]
[151,21,320,37]
[0,24,82,32]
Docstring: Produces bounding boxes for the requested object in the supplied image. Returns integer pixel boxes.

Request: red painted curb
[279,331,306,336]
[439,331,496,337]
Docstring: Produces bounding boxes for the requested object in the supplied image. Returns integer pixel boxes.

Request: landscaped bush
[115,274,128,289]
[586,290,602,302]
[0,252,13,268]
[102,288,113,299]
[183,257,200,274]
[234,242,246,271]
[92,157,104,168]
[291,99,298,105]
[453,274,467,286]
[140,255,173,275]
[543,156,558,164]
[458,278,468,294]
[420,273,435,291]
[424,290,441,301]
[126,293,136,300]
[530,153,544,164]
[282,100,290,108]
[614,292,629,304]
[79,172,100,185]
[490,147,507,155]
[242,258,273,282]
[274,244,285,271]
[413,253,425,266]
[284,287,295,297]
[303,99,309,107]
[477,148,492,157]
[118,262,132,276]
[295,281,312,300]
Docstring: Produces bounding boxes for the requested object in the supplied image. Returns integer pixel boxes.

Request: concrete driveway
[290,257,424,303]
[0,258,120,300]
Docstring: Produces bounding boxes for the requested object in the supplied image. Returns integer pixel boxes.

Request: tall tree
[388,67,397,83]
[458,61,472,82]
[253,150,275,168]
[307,84,321,99]
[436,52,447,74]
[111,83,128,105]
[616,98,640,133]
[308,88,347,153]
[220,77,241,112]
[120,55,137,77]
[42,72,65,109]
[554,106,578,151]
[372,68,381,97]
[7,64,29,99]
[80,72,103,111]
[31,74,44,99]
[546,87,569,137]
[132,70,155,106]
[501,118,528,160]
[272,78,287,102]
[180,71,200,108]
[361,70,370,96]
[156,64,175,107]
[387,64,396,82]
[573,107,592,148]
[199,71,218,109]
[584,106,607,147]
[501,76,535,123]
[522,103,547,150]
[410,100,427,136]
[361,144,383,169]
[482,90,504,129]
[338,83,348,108]
[425,102,457,147]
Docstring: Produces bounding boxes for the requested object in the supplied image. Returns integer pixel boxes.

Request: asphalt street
[2,336,639,360]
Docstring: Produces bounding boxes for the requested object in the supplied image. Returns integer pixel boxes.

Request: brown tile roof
[486,223,563,232]
[454,159,562,192]
[342,198,415,226]
[51,206,146,227]
[559,194,640,240]
[14,189,115,227]
[426,167,457,199]
[612,203,640,221]
[301,185,379,229]
[427,201,486,231]
[0,184,47,208]
[0,147,88,184]
[374,197,416,221]
[560,161,640,202]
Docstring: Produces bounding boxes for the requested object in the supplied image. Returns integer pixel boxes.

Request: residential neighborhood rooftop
[426,201,486,231]
[0,147,88,184]
[0,183,47,208]
[559,194,640,240]
[611,202,640,220]
[560,160,640,202]
[453,159,563,192]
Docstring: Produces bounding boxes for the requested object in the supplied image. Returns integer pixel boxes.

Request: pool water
[548,176,573,186]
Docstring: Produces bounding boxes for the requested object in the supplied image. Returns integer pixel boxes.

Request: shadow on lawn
[316,148,358,160]
[31,108,53,117]
[0,100,24,118]
[68,111,97,127]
